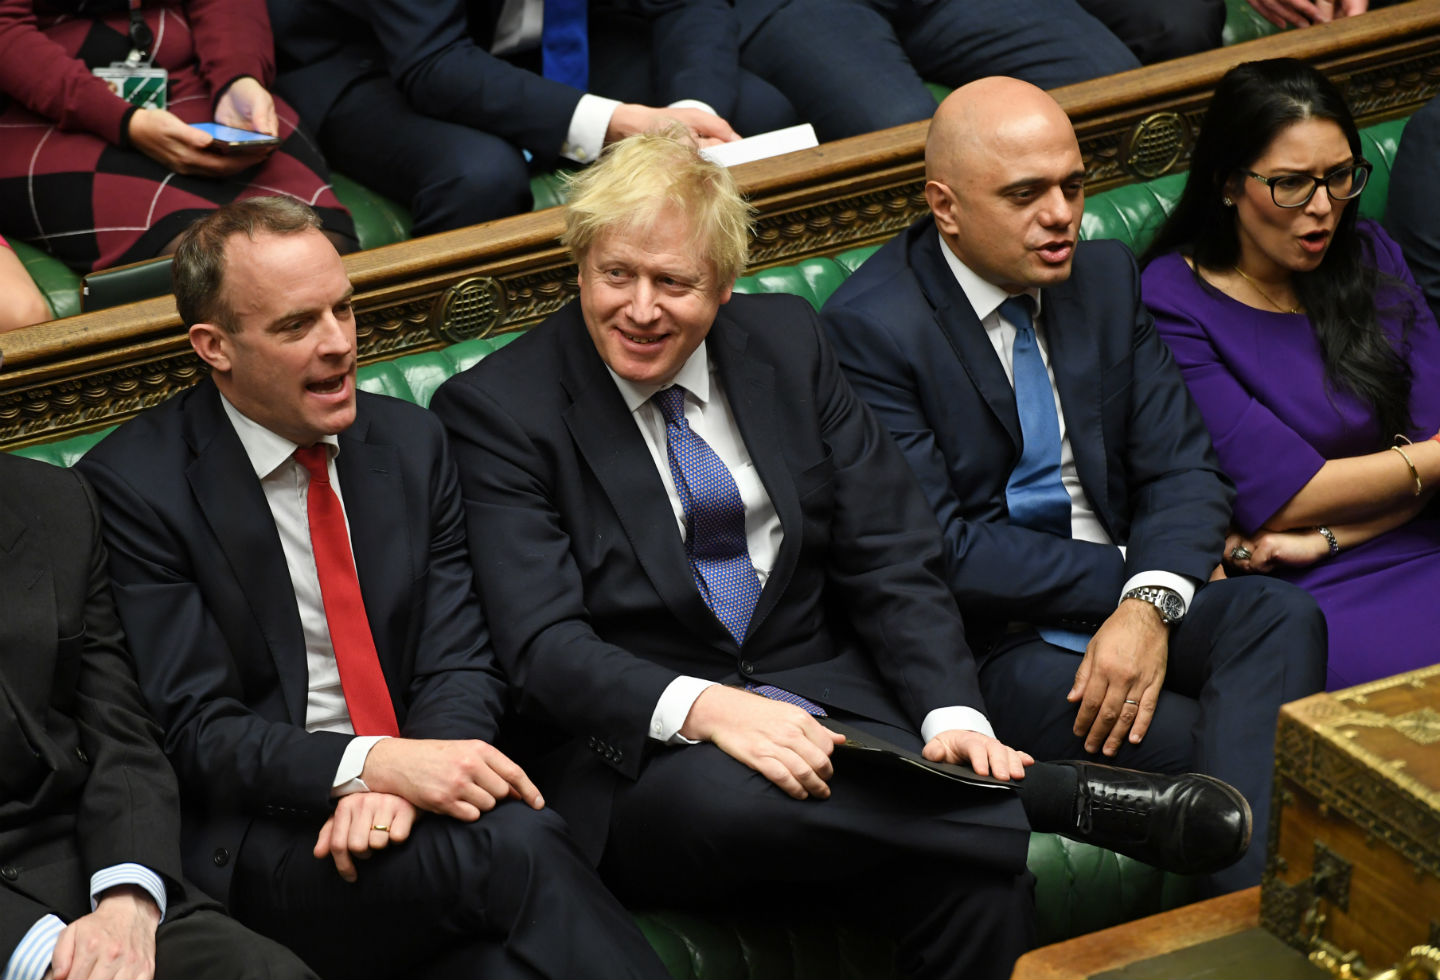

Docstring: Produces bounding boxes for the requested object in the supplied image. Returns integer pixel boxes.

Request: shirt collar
[936,229,1044,322]
[606,340,712,414]
[218,392,341,480]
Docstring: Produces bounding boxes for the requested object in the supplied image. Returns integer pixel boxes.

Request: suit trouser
[154,909,318,979]
[1386,92,1440,323]
[229,802,666,980]
[975,576,1327,894]
[595,725,1035,980]
[1072,0,1225,63]
[738,0,1139,142]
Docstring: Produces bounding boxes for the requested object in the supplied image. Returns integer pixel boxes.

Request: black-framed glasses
[1241,161,1372,208]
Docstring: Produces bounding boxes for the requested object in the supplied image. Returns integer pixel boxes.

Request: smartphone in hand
[191,122,281,153]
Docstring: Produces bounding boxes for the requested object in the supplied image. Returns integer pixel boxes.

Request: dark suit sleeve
[431,377,680,779]
[822,299,1129,626]
[69,478,187,886]
[798,308,990,720]
[353,0,583,165]
[79,454,350,815]
[1116,270,1232,582]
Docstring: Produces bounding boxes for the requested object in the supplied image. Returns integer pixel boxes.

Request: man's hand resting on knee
[1067,599,1169,756]
[313,792,417,883]
[51,885,160,980]
[679,686,845,801]
[922,730,1033,780]
[360,738,544,821]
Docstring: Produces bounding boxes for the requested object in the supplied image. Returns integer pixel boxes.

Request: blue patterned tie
[655,386,762,644]
[1001,296,1091,653]
[542,0,589,89]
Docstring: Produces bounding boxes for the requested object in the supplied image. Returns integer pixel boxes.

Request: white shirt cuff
[331,735,388,797]
[1120,570,1197,616]
[561,94,620,164]
[90,864,166,921]
[920,706,994,743]
[3,914,63,980]
[650,676,719,744]
[668,98,716,114]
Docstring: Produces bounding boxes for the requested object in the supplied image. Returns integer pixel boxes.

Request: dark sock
[1014,761,1079,834]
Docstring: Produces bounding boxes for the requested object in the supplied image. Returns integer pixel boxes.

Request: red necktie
[294,446,399,736]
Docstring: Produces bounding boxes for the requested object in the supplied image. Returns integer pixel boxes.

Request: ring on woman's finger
[1123,699,1139,706]
[1229,545,1252,562]
[371,824,390,833]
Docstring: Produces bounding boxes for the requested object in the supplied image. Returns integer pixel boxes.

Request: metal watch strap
[1121,585,1183,625]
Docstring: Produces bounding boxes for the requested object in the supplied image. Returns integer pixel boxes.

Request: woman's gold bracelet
[1391,443,1422,496]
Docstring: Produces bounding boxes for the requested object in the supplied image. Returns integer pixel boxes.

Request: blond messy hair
[561,126,752,285]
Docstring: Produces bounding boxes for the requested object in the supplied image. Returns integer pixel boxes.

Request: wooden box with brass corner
[1261,664,1440,979]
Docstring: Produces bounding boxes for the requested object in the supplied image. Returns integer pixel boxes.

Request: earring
[1222,197,1234,207]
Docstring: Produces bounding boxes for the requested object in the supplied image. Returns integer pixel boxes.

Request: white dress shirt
[492,0,716,165]
[610,341,993,745]
[936,232,1197,613]
[219,396,386,795]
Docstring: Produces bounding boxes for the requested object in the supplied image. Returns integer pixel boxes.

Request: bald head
[925,78,1077,186]
[922,77,1086,292]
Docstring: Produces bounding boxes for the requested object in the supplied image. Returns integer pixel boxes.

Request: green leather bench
[21,89,1403,980]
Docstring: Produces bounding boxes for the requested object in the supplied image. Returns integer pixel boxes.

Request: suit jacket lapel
[910,224,1022,449]
[336,410,409,698]
[558,313,731,647]
[183,381,310,725]
[1042,286,1115,539]
[706,316,793,636]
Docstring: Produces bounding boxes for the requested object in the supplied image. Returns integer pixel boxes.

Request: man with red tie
[77,197,667,980]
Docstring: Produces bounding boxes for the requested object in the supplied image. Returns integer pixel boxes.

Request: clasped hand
[312,738,543,881]
[1223,528,1328,574]
[1067,599,1169,756]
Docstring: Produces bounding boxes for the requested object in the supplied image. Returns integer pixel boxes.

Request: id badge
[92,63,167,110]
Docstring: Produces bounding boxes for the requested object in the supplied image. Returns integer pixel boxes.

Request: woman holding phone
[0,0,354,273]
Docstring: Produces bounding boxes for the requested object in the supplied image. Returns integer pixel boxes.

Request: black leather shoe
[1053,761,1253,875]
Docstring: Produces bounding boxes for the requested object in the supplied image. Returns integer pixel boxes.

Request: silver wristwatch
[1121,585,1185,626]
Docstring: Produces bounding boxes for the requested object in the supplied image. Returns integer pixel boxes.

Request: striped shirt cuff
[90,864,166,921]
[4,914,64,980]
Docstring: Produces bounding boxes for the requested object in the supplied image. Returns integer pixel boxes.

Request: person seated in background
[0,451,313,980]
[730,0,1225,143]
[0,0,355,274]
[820,77,1326,895]
[431,128,1254,980]
[77,198,668,980]
[0,234,50,331]
[1386,91,1440,322]
[267,0,787,237]
[1141,58,1440,691]
[1242,0,1402,29]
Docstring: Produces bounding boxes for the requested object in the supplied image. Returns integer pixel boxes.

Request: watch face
[1159,592,1184,622]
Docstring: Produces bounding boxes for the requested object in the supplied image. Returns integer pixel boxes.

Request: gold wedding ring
[371,823,390,833]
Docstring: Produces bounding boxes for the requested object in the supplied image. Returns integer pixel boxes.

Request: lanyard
[126,0,153,65]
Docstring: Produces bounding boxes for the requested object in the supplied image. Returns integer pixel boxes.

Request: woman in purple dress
[1141,58,1440,689]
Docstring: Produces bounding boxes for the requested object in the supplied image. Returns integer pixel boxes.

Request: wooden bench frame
[2,1,1438,452]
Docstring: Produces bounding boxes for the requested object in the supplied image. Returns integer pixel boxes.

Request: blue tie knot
[654,386,687,426]
[1000,295,1036,334]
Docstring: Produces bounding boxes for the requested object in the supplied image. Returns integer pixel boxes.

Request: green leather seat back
[10,237,79,321]
[330,172,414,251]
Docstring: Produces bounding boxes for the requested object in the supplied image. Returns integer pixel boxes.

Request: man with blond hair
[432,131,1253,978]
[78,196,667,979]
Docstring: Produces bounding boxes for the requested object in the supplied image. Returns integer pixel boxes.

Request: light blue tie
[655,387,762,644]
[541,0,588,89]
[1001,296,1091,653]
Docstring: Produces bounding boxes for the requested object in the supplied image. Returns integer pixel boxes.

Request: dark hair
[172,196,322,332]
[1142,58,1417,445]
